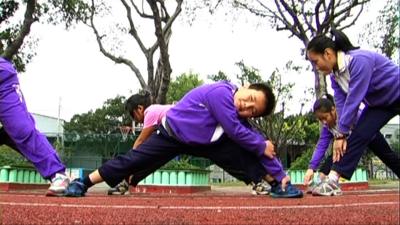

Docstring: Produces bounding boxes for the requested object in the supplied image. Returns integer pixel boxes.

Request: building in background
[31,113,65,143]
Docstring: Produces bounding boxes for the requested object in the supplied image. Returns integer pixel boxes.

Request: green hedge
[0,146,33,168]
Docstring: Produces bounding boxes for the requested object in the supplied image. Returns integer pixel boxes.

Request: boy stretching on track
[66,81,303,198]
[109,92,275,196]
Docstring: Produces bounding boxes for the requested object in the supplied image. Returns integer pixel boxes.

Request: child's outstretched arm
[133,126,156,148]
[305,127,333,185]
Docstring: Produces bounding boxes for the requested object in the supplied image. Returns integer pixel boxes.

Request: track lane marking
[0,201,398,210]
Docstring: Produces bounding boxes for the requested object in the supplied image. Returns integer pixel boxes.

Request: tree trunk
[314,70,328,99]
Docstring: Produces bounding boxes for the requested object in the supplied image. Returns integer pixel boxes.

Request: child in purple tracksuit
[306,29,400,196]
[0,57,69,196]
[304,94,399,194]
[66,81,303,198]
[107,93,273,196]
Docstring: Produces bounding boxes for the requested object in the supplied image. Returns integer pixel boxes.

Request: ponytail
[330,28,359,52]
[307,28,359,54]
[313,94,335,113]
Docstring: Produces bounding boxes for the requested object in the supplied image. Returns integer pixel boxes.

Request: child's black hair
[306,28,360,55]
[313,94,335,113]
[249,83,276,117]
[125,91,151,118]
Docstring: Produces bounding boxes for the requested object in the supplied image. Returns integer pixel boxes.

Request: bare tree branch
[130,0,153,19]
[89,0,147,89]
[278,0,308,41]
[314,0,323,31]
[335,4,364,30]
[300,1,316,35]
[120,0,148,54]
[147,0,175,103]
[320,0,335,33]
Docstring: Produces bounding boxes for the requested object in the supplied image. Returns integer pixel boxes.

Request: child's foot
[251,180,271,195]
[107,180,129,195]
[65,178,88,197]
[312,179,342,196]
[46,173,70,197]
[306,179,322,194]
[270,182,303,198]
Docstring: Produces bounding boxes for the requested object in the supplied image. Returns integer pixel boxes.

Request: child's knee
[6,120,36,142]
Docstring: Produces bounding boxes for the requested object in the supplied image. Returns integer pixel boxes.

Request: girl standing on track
[306,29,400,196]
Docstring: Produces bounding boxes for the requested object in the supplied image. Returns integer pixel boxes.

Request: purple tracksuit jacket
[330,50,399,134]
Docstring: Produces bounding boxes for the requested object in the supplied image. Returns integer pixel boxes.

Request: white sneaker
[312,178,342,196]
[46,173,70,196]
[107,179,129,195]
[251,180,271,195]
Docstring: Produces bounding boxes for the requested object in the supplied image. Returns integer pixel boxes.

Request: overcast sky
[17,1,397,124]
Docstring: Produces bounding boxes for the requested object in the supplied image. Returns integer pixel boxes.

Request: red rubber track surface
[1,190,399,225]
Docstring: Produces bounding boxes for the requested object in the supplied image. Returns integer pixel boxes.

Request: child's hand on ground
[264,140,276,159]
[304,169,314,186]
[281,175,291,191]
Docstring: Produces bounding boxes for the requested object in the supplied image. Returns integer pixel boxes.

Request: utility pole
[57,97,63,147]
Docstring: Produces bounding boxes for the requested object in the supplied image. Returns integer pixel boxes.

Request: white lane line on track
[0,201,398,210]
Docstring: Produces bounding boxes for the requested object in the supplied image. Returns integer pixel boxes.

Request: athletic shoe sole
[270,192,303,198]
[107,191,128,195]
[45,190,66,197]
[251,190,269,195]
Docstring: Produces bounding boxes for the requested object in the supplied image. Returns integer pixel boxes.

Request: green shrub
[289,148,314,170]
[161,158,202,170]
[0,145,34,167]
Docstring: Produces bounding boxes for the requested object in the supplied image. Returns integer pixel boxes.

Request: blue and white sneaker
[270,182,303,198]
[306,180,318,194]
[108,179,129,195]
[312,179,342,196]
[65,178,88,197]
[46,173,70,197]
[251,180,271,195]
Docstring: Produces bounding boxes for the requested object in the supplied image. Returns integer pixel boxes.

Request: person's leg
[98,127,183,186]
[319,154,333,176]
[368,132,400,177]
[186,139,274,195]
[0,75,69,196]
[0,84,66,180]
[313,106,399,196]
[66,129,181,197]
[189,136,266,185]
[193,137,303,198]
[332,106,399,180]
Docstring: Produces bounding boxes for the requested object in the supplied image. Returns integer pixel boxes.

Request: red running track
[0,189,399,225]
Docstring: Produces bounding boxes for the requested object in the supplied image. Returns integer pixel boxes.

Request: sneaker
[306,180,318,194]
[46,173,70,197]
[65,178,88,197]
[107,179,129,195]
[251,180,271,195]
[270,182,303,198]
[312,179,342,196]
